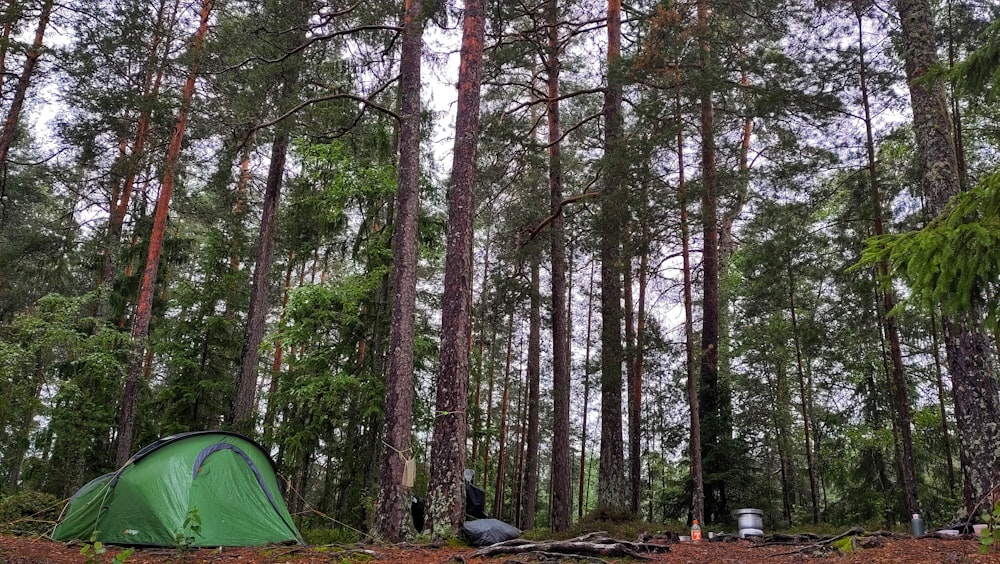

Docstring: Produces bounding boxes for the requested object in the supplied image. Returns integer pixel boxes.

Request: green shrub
[301,526,361,545]
[0,490,62,536]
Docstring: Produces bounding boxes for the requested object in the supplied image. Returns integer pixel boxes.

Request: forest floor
[0,532,998,563]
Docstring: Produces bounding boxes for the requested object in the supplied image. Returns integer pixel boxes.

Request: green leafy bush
[0,490,61,535]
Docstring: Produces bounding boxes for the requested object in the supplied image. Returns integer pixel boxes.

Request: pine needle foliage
[858,172,1000,326]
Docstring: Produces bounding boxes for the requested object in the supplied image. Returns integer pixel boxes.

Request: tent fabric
[52,431,304,547]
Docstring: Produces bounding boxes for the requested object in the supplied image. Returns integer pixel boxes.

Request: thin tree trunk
[930,310,956,496]
[630,183,649,516]
[894,0,1000,517]
[482,321,498,490]
[522,254,541,529]
[546,0,572,532]
[232,4,308,431]
[513,362,528,528]
[471,226,492,469]
[372,0,424,541]
[262,252,295,447]
[857,13,918,517]
[114,0,212,467]
[597,0,628,518]
[623,251,638,515]
[578,260,596,520]
[96,0,176,321]
[224,149,252,319]
[0,1,17,95]
[677,61,704,524]
[945,0,968,192]
[493,309,515,519]
[427,0,485,535]
[0,0,52,173]
[764,355,793,526]
[788,265,820,524]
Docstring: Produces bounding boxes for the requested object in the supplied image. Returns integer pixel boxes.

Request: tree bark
[696,0,728,524]
[372,0,423,541]
[114,0,212,467]
[893,0,1000,517]
[546,0,572,533]
[596,0,628,519]
[427,0,485,535]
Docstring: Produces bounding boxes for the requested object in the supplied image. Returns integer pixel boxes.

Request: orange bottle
[691,519,703,541]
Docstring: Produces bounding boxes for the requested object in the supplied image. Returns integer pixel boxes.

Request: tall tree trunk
[262,252,295,447]
[623,250,639,515]
[231,3,308,432]
[696,0,727,524]
[482,321,498,489]
[857,12,919,517]
[513,353,528,528]
[629,184,649,517]
[788,265,820,524]
[546,0,572,533]
[224,149,252,319]
[471,226,493,469]
[96,0,176,321]
[597,0,628,519]
[427,0,485,535]
[677,62,704,524]
[0,0,53,226]
[522,254,541,529]
[0,1,18,95]
[893,0,1000,517]
[493,310,515,519]
[764,355,793,526]
[372,0,424,541]
[0,0,52,216]
[114,0,212,467]
[578,260,596,519]
[930,310,957,496]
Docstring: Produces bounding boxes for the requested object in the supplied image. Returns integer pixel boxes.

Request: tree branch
[505,87,604,115]
[246,75,401,141]
[524,191,600,241]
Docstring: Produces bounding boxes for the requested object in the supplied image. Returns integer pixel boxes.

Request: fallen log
[764,526,865,557]
[470,533,670,560]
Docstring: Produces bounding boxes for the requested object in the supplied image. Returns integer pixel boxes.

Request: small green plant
[79,531,106,564]
[80,531,133,563]
[979,501,1000,553]
[174,507,203,554]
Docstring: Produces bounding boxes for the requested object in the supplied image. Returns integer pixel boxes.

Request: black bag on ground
[461,518,521,546]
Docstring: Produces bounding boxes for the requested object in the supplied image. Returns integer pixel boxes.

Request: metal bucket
[736,508,763,537]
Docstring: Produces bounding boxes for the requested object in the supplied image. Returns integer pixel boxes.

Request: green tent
[52,431,303,547]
